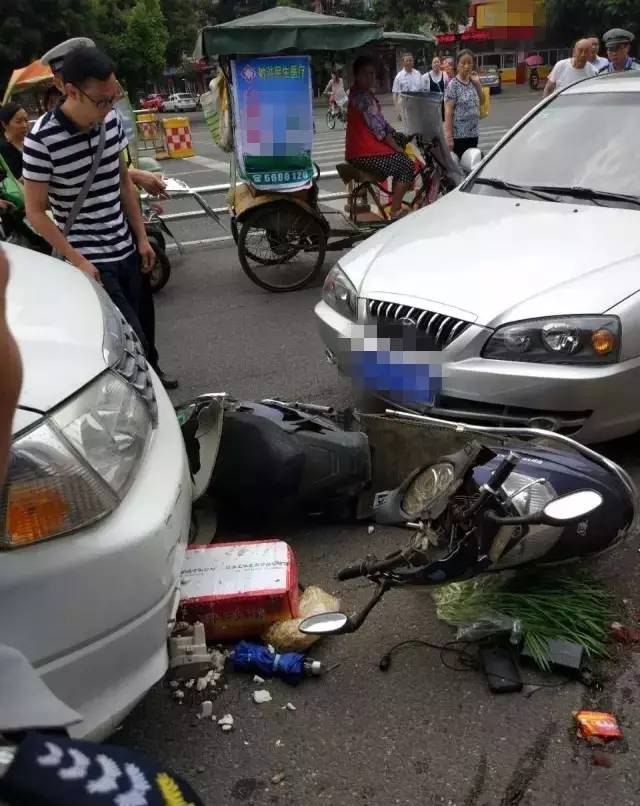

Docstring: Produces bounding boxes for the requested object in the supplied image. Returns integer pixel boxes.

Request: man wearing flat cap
[600,29,640,73]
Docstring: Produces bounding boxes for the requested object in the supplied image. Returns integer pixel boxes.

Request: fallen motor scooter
[176,395,372,524]
[300,410,637,637]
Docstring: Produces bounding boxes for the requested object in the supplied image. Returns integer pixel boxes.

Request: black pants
[94,252,147,354]
[138,272,159,368]
[453,137,479,159]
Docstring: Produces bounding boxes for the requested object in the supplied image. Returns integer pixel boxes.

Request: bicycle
[326,102,347,129]
[339,135,457,224]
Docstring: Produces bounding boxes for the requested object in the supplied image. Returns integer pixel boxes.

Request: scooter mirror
[298,612,350,635]
[542,489,603,524]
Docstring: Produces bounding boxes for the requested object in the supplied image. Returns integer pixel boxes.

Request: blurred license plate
[349,349,442,404]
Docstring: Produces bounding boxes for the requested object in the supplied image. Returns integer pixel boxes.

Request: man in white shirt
[392,53,422,122]
[588,35,610,72]
[543,39,598,97]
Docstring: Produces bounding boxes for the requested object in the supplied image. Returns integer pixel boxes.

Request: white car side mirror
[460,148,483,175]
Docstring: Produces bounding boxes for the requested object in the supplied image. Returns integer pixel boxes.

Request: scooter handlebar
[337,562,367,581]
[337,553,404,581]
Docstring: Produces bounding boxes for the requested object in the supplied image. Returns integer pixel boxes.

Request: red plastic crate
[179,540,299,642]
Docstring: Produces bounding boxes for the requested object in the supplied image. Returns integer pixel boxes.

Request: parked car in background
[478,65,502,94]
[163,93,199,113]
[141,93,166,111]
[2,243,220,739]
[316,73,640,444]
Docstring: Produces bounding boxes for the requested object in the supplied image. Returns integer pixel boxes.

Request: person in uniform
[40,38,178,389]
[600,29,640,73]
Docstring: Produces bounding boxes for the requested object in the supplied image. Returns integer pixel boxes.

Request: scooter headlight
[402,462,455,518]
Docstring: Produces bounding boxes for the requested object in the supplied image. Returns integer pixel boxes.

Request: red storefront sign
[437,26,536,45]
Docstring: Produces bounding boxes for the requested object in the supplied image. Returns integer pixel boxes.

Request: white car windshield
[472,91,640,202]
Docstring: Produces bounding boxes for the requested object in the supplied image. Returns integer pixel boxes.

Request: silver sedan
[316,72,640,443]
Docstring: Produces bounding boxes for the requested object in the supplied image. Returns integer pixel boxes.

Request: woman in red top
[346,55,414,218]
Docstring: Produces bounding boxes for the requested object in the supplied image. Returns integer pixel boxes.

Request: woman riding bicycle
[345,54,414,219]
[324,69,347,116]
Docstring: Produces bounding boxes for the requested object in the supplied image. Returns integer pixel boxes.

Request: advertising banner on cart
[231,56,314,191]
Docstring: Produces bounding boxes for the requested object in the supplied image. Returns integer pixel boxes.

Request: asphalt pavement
[116,89,640,805]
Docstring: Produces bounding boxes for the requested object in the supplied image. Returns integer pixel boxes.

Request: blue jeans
[93,251,147,353]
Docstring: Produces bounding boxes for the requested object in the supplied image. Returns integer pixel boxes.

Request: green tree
[0,0,92,89]
[161,0,210,66]
[370,0,467,34]
[545,0,640,45]
[88,0,169,95]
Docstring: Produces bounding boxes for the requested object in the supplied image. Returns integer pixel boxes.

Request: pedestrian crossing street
[311,124,511,173]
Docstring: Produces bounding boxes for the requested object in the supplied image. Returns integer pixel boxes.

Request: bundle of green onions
[433,571,617,670]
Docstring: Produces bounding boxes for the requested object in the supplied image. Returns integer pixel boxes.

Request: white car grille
[365,299,471,349]
[114,315,158,426]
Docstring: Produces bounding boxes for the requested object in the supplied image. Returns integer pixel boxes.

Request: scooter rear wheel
[149,242,171,293]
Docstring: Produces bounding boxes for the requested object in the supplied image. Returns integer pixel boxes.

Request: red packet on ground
[574,710,623,741]
[179,540,299,642]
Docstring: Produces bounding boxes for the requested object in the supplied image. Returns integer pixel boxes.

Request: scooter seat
[337,162,387,186]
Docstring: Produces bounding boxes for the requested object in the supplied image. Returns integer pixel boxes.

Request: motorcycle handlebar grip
[337,562,366,581]
[486,451,520,491]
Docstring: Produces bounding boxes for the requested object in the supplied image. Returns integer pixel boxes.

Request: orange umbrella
[3,61,54,104]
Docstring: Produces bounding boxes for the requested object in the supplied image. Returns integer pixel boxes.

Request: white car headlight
[322,264,358,320]
[482,316,620,365]
[1,372,151,549]
[94,281,125,366]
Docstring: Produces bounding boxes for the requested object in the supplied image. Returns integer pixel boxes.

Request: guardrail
[158,170,348,239]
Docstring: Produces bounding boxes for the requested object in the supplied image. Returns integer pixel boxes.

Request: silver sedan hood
[343,191,640,327]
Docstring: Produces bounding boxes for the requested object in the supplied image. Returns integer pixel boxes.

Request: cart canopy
[194,5,383,58]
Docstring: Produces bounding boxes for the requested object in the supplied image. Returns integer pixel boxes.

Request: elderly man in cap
[40,38,178,389]
[600,28,640,73]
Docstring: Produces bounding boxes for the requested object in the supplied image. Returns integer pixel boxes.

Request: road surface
[116,88,640,805]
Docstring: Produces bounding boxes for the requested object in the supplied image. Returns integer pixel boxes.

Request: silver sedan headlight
[482,316,620,364]
[1,372,151,549]
[322,264,358,320]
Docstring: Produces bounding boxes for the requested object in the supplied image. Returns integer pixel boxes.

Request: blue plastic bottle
[232,641,322,685]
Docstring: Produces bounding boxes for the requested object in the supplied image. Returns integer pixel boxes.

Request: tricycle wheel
[149,242,171,293]
[237,202,327,292]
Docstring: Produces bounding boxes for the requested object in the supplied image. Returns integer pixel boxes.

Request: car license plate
[348,348,442,405]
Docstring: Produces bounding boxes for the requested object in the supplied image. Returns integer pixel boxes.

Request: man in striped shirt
[23,46,154,348]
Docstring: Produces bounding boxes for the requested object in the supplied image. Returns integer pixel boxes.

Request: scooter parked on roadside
[300,411,637,637]
[142,196,176,293]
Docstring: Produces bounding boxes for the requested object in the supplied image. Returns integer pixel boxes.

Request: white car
[2,244,219,739]
[163,93,199,113]
[316,73,640,444]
